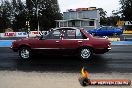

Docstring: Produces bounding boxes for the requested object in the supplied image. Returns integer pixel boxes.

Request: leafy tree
[98,8,121,26]
[107,16,120,26]
[26,0,62,31]
[40,0,62,30]
[0,0,12,32]
[12,0,27,31]
[0,0,62,32]
[120,0,132,20]
[98,8,108,25]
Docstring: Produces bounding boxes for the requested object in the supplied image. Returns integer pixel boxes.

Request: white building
[56,8,100,30]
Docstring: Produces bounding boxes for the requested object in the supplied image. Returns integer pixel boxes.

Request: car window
[63,29,86,39]
[76,29,83,39]
[100,27,107,30]
[64,30,76,39]
[45,30,61,40]
[107,27,113,30]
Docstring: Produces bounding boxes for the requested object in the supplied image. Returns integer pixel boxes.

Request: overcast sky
[58,0,120,16]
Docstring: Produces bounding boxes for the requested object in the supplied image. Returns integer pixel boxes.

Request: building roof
[56,18,98,22]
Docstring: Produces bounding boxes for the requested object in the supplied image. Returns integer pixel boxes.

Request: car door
[107,27,114,36]
[32,30,62,55]
[97,27,107,36]
[60,28,87,55]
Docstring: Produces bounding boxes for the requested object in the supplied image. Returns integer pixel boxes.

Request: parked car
[88,26,123,36]
[11,27,111,60]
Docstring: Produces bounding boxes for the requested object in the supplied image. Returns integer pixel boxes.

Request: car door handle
[56,41,60,43]
[78,41,82,43]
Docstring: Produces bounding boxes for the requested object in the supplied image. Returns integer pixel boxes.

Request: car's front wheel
[19,47,32,59]
[79,47,93,60]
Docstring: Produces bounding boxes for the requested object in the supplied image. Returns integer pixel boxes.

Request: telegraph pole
[30,0,40,32]
[36,0,40,32]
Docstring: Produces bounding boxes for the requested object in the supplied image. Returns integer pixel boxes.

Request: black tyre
[79,47,93,61]
[19,47,32,59]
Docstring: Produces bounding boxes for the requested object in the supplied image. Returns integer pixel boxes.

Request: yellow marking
[108,38,120,41]
[123,30,132,34]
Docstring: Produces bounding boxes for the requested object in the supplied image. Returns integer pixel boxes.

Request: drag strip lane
[0,45,132,73]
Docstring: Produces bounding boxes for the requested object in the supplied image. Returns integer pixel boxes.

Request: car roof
[100,26,113,28]
[52,27,79,30]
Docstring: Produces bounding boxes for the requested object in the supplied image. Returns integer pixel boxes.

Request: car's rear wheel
[19,47,32,59]
[79,47,93,60]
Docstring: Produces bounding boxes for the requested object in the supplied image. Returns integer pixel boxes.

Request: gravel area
[0,71,131,88]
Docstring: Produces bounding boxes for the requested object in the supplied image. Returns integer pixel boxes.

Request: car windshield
[97,27,107,30]
[97,26,115,30]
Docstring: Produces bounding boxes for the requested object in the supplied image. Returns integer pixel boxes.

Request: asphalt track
[0,45,132,73]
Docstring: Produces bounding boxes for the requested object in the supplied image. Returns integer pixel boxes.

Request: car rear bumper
[94,47,111,54]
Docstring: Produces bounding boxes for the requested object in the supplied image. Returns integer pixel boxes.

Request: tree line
[0,0,62,32]
[0,0,132,32]
[98,0,132,26]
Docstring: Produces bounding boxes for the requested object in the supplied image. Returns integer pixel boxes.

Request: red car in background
[11,27,111,60]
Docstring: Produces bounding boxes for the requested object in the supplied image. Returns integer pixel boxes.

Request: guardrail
[112,41,132,45]
[0,40,15,47]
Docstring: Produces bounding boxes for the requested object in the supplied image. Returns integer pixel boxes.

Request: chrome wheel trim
[81,49,91,59]
[20,49,30,59]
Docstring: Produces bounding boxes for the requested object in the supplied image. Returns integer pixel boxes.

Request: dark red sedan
[11,27,111,60]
